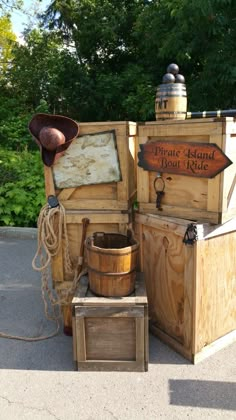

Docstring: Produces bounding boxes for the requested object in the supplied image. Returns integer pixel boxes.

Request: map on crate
[53,130,121,188]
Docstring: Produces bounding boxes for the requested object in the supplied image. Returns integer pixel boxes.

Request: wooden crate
[135,212,236,363]
[72,273,148,372]
[137,118,236,224]
[44,121,137,211]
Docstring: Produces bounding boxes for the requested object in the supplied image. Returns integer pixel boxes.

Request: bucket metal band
[88,266,136,277]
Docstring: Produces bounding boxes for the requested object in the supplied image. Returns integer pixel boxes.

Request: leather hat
[29,113,79,167]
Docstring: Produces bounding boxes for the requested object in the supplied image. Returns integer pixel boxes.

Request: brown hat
[29,113,79,167]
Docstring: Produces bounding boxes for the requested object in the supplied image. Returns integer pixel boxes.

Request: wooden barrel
[155,83,187,120]
[85,232,139,297]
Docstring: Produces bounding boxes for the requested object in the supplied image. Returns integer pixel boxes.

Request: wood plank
[84,317,136,361]
[61,199,129,210]
[76,361,145,372]
[69,183,117,200]
[144,306,149,371]
[72,315,77,362]
[183,245,195,352]
[75,318,86,361]
[137,136,150,203]
[150,323,192,362]
[135,213,189,237]
[57,188,76,201]
[207,134,223,213]
[117,133,128,202]
[193,329,236,364]
[65,212,129,224]
[75,306,144,318]
[141,222,186,343]
[194,232,236,353]
[136,318,145,363]
[138,203,220,224]
[138,120,222,137]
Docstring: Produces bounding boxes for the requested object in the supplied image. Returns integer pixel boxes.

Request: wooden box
[72,273,148,371]
[137,118,236,224]
[44,121,137,212]
[135,212,236,363]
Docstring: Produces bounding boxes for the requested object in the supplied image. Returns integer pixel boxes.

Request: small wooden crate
[72,273,148,372]
[135,212,236,363]
[44,121,137,212]
[137,118,236,224]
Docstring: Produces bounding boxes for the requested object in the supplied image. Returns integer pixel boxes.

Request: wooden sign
[138,141,233,178]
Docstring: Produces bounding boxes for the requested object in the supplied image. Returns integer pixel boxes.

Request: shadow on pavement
[169,379,236,411]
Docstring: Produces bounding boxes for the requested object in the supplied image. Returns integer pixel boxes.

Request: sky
[11,0,50,37]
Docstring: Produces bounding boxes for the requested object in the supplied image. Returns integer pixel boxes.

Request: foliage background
[0,0,235,226]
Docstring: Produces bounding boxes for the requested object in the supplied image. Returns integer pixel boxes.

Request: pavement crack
[0,395,61,419]
[104,408,119,420]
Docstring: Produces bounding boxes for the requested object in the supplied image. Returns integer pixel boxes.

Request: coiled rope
[0,201,87,341]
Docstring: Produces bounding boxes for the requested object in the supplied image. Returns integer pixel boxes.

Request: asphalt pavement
[0,228,235,420]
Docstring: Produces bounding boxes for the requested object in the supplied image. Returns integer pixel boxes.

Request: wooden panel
[137,118,236,224]
[84,317,136,361]
[141,222,186,343]
[194,231,236,353]
[43,121,137,211]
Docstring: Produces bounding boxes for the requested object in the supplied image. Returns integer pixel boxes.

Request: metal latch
[183,223,198,245]
[47,195,59,208]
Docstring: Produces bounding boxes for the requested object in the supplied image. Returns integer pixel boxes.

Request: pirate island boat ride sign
[138,141,232,178]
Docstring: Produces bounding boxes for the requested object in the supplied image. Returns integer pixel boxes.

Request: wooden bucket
[85,232,139,297]
[155,83,187,120]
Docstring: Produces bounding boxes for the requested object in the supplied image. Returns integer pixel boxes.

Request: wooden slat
[137,135,150,204]
[183,245,195,353]
[144,306,149,371]
[138,120,222,137]
[72,315,77,362]
[207,134,223,213]
[76,306,144,318]
[117,133,128,202]
[65,212,129,224]
[138,203,220,224]
[150,323,192,362]
[57,188,76,201]
[135,212,189,237]
[194,233,236,353]
[61,199,129,211]
[193,330,236,364]
[136,318,145,363]
[76,361,145,372]
[75,318,86,361]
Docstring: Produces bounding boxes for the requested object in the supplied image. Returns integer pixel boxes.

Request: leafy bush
[0,148,45,226]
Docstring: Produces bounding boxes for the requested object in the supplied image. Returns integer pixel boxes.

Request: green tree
[0,15,17,79]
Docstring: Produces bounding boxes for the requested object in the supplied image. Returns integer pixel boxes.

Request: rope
[0,201,87,342]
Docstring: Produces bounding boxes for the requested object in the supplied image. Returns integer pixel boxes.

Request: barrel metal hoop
[88,266,136,276]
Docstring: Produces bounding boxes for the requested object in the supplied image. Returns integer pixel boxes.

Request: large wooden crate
[45,121,137,211]
[137,118,236,224]
[135,212,236,363]
[72,273,148,372]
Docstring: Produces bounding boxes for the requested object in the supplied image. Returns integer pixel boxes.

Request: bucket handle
[86,232,105,247]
